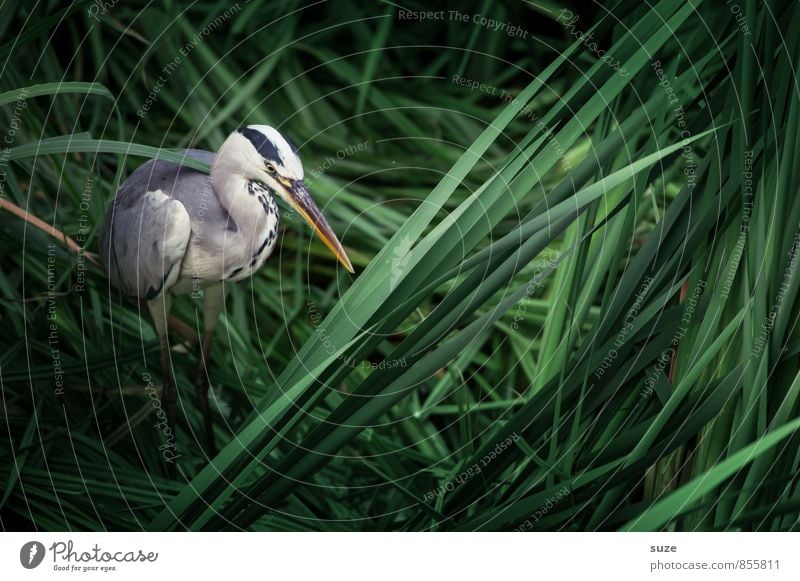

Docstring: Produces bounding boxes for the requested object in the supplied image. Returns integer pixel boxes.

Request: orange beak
[284,179,354,273]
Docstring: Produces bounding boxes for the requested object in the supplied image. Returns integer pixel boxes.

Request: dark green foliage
[1,0,799,531]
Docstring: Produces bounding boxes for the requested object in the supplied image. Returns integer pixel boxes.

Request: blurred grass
[1,0,799,531]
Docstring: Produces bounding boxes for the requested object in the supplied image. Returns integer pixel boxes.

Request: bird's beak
[282,179,354,273]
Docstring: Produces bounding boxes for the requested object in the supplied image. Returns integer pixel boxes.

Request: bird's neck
[210,156,274,236]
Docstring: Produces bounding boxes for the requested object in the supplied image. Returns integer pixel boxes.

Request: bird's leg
[195,282,227,455]
[147,294,179,476]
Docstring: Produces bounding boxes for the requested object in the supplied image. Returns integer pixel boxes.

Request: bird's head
[219,124,354,273]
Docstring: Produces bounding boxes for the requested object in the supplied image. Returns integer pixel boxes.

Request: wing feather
[100,188,191,299]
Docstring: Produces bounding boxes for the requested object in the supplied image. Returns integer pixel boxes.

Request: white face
[217,125,354,273]
[235,124,304,184]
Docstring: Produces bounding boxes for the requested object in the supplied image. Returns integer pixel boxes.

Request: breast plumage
[225,181,280,282]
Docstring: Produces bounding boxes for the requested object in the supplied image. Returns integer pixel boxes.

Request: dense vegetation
[1,0,799,531]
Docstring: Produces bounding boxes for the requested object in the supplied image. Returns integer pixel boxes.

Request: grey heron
[99,125,353,457]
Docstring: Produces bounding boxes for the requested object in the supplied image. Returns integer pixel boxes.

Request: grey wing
[98,149,230,298]
[99,188,191,299]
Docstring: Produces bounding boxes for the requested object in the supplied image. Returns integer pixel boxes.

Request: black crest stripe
[238,127,281,162]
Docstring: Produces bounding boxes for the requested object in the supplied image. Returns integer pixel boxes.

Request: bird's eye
[265,163,277,174]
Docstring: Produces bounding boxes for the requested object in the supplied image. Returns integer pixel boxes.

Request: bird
[98,125,354,457]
